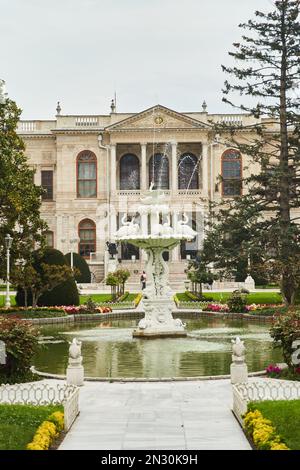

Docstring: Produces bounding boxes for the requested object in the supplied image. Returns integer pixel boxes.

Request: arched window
[45,231,54,248]
[149,153,169,190]
[78,219,96,257]
[178,153,199,189]
[77,151,97,198]
[221,149,242,196]
[120,154,140,190]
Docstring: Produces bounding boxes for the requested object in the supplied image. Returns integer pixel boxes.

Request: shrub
[270,310,300,370]
[227,291,247,313]
[0,317,40,382]
[83,296,99,312]
[65,252,91,283]
[16,248,79,307]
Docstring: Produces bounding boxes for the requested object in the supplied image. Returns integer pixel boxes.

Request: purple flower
[266,364,282,374]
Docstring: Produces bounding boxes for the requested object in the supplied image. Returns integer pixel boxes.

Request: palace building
[17,102,264,288]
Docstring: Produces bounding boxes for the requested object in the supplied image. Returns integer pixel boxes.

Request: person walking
[140,271,147,290]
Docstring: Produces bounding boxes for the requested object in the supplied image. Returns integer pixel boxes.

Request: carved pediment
[105,105,207,131]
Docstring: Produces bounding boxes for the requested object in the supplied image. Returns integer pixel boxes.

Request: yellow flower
[270,441,289,450]
[48,411,64,432]
[27,415,62,450]
[27,442,44,450]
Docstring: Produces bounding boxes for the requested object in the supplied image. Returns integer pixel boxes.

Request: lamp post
[4,234,13,308]
[70,235,79,271]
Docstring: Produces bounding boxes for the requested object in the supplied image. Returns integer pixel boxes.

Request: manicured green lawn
[80,293,138,304]
[249,400,300,450]
[177,292,283,304]
[0,296,16,307]
[0,404,63,450]
[80,293,113,304]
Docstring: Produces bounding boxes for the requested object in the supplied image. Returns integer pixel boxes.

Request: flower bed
[63,305,112,315]
[266,364,300,381]
[0,307,67,319]
[202,303,229,313]
[27,410,64,450]
[174,294,287,317]
[244,408,289,450]
[0,404,63,450]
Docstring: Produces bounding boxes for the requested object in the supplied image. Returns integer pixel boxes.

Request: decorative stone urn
[114,186,197,338]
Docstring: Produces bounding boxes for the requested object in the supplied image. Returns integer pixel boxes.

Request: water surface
[34,317,282,378]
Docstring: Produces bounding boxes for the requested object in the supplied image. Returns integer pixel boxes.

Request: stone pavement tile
[59,380,250,451]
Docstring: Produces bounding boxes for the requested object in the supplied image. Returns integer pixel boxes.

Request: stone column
[141,143,147,191]
[171,141,178,193]
[35,165,41,186]
[110,144,117,192]
[56,214,64,252]
[110,206,117,242]
[202,143,208,197]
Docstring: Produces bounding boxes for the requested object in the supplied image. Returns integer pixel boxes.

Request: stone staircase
[88,263,105,283]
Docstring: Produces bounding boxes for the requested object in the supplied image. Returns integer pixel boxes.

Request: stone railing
[116,190,142,198]
[214,115,244,126]
[116,189,204,198]
[75,116,99,127]
[232,380,300,425]
[19,121,37,132]
[0,382,79,431]
[177,189,203,197]
[17,120,55,134]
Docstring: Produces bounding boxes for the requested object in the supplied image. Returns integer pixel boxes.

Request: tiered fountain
[115,183,197,338]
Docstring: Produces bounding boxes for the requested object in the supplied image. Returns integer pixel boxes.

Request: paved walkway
[59,379,250,450]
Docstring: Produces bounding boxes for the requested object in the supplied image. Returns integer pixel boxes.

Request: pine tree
[204,1,300,304]
[0,85,47,278]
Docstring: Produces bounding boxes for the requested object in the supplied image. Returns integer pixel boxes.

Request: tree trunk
[278,3,293,304]
[24,289,28,308]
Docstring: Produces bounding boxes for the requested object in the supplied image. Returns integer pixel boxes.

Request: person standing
[140,271,147,290]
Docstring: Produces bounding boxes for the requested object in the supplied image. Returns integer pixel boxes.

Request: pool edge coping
[31,366,267,383]
[15,309,275,324]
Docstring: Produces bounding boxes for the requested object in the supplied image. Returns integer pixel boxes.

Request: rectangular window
[41,170,53,200]
[45,231,54,247]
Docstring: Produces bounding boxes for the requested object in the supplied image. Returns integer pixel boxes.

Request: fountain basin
[34,317,282,379]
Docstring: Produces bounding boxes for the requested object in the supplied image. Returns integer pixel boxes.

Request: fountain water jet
[115,185,197,338]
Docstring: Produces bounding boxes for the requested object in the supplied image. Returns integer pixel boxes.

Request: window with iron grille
[79,219,96,257]
[221,149,242,196]
[41,170,53,200]
[77,151,97,198]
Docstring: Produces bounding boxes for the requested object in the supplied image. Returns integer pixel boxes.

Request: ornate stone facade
[16,104,274,285]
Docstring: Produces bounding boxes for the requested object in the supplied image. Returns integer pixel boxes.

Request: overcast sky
[0,0,272,119]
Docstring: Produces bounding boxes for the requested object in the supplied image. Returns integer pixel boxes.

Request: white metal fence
[0,382,79,431]
[233,380,300,425]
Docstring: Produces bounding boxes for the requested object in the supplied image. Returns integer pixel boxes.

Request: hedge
[16,248,79,307]
[65,252,91,283]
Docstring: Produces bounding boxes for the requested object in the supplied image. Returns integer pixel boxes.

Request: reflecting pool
[34,317,282,379]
